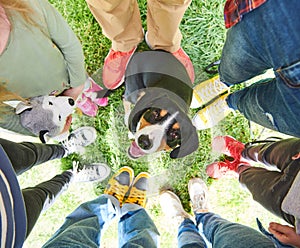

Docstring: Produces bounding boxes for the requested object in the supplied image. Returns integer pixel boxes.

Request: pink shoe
[172,47,195,83]
[84,78,109,107]
[212,135,245,161]
[102,47,137,89]
[76,94,98,117]
[206,159,249,179]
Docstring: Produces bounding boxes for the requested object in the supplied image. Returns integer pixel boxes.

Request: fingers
[268,222,300,247]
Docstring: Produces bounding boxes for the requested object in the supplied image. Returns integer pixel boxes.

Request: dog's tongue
[129,141,146,158]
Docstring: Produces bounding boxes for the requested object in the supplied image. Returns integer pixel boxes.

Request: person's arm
[38,0,87,88]
[269,222,300,247]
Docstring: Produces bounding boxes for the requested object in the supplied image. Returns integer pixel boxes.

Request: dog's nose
[68,98,75,106]
[138,135,153,150]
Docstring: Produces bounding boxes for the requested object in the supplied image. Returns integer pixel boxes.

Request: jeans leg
[118,203,159,248]
[196,212,274,248]
[0,138,65,175]
[220,0,300,137]
[22,171,73,237]
[178,218,206,248]
[42,195,120,248]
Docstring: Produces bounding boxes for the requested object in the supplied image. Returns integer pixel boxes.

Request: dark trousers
[240,138,300,225]
[0,138,72,237]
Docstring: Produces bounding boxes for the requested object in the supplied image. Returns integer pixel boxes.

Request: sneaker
[83,77,109,107]
[102,47,137,89]
[190,76,229,109]
[104,166,134,206]
[159,191,192,222]
[124,172,150,208]
[206,159,251,179]
[212,135,245,161]
[72,162,111,183]
[145,31,194,83]
[172,47,195,83]
[76,93,99,117]
[188,178,209,213]
[61,126,97,155]
[192,93,232,130]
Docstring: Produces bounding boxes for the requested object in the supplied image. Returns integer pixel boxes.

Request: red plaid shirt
[224,0,267,28]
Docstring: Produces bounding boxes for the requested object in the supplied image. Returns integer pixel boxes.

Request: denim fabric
[178,212,275,248]
[177,218,207,248]
[219,0,300,137]
[42,195,159,248]
[256,218,293,248]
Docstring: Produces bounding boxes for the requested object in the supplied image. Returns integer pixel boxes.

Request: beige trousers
[85,0,192,52]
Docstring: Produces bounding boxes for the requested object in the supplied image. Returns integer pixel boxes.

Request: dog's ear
[15,102,32,114]
[39,130,49,143]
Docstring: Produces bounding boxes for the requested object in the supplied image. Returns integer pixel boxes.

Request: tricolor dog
[123,50,199,159]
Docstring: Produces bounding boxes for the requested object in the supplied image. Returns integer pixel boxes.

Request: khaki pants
[85,0,191,52]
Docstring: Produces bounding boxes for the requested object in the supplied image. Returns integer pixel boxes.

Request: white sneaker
[191,76,229,109]
[61,126,97,155]
[192,93,233,130]
[159,191,192,223]
[188,178,209,213]
[71,162,111,183]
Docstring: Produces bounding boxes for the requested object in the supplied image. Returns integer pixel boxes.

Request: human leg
[0,138,65,175]
[160,190,205,247]
[0,127,96,175]
[85,0,143,51]
[146,0,191,53]
[187,178,274,247]
[118,204,159,248]
[22,171,73,237]
[196,212,275,248]
[118,171,159,247]
[146,0,194,82]
[239,166,296,225]
[85,0,144,89]
[42,195,120,248]
[22,163,111,238]
[220,0,300,136]
[242,138,300,171]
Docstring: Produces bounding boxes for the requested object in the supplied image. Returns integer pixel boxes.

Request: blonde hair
[1,0,36,25]
[0,85,26,107]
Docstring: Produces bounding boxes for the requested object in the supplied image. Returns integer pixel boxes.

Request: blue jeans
[177,212,275,248]
[42,195,159,248]
[219,0,300,137]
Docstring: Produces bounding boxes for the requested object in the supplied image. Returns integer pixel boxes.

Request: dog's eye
[48,101,53,105]
[144,108,163,124]
[58,115,62,121]
[167,128,181,148]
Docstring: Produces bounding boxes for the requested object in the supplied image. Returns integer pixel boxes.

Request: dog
[123,50,199,159]
[5,95,76,143]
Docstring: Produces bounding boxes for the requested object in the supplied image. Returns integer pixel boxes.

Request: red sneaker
[212,135,245,161]
[172,47,195,83]
[102,47,136,89]
[206,159,249,179]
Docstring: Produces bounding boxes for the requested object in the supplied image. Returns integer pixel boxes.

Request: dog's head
[15,95,75,143]
[127,89,199,159]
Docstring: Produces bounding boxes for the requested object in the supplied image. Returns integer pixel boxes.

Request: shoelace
[245,136,282,148]
[192,194,206,211]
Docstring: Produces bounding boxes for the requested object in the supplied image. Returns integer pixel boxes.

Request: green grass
[19,0,289,246]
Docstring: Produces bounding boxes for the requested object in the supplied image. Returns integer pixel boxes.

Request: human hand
[268,222,300,247]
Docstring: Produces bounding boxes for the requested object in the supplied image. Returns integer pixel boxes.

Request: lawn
[14,0,290,246]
